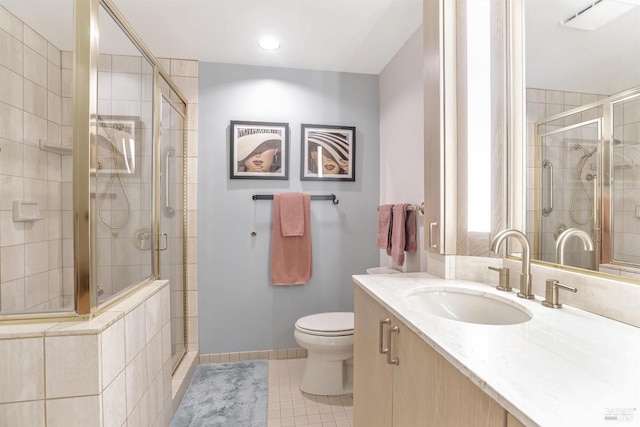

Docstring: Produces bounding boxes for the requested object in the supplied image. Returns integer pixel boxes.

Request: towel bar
[377,203,424,215]
[252,193,339,205]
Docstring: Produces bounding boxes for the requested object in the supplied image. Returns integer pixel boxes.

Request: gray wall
[379,26,426,272]
[198,62,380,353]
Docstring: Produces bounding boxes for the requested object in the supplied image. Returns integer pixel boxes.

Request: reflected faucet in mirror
[490,229,534,300]
[555,228,594,266]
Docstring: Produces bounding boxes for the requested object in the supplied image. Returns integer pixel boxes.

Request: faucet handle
[488,266,511,292]
[542,279,577,309]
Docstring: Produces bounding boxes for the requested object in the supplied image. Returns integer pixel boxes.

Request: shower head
[574,143,597,158]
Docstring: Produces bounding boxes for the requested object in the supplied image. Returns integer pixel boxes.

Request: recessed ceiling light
[258,37,280,51]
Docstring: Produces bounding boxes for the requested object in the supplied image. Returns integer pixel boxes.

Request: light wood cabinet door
[353,286,394,427]
[393,322,505,427]
[391,320,435,426]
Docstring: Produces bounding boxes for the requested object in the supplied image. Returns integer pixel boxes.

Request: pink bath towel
[391,204,410,265]
[271,193,312,285]
[376,204,394,254]
[405,210,417,253]
[279,192,305,236]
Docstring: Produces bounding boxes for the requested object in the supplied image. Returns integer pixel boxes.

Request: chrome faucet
[555,228,594,265]
[490,229,534,299]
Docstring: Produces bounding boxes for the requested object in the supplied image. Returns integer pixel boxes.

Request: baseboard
[199,347,307,364]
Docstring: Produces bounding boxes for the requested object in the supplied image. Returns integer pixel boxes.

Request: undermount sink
[405,287,533,325]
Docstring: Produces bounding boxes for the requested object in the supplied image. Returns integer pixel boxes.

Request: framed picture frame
[96,115,140,176]
[301,124,356,181]
[230,120,289,180]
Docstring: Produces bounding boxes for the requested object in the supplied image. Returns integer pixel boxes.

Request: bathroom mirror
[515,0,640,281]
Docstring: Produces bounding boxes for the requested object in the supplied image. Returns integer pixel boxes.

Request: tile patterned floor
[267,358,353,427]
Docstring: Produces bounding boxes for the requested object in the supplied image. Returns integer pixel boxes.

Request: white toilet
[294,268,399,396]
[294,312,354,396]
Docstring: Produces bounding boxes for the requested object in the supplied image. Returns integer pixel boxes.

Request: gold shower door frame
[534,118,602,269]
[157,79,189,372]
[0,0,188,327]
[532,85,640,270]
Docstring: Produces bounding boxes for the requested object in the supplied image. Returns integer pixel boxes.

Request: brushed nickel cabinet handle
[429,221,438,249]
[378,318,390,354]
[386,325,399,365]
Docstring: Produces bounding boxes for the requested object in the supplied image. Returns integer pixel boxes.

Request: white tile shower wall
[0,6,198,420]
[0,280,172,427]
[0,5,67,314]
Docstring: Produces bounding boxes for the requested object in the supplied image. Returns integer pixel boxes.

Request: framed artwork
[96,115,140,176]
[230,120,289,180]
[301,124,356,181]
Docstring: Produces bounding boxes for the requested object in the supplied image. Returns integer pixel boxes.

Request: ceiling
[526,0,640,95]
[1,0,638,92]
[0,0,424,75]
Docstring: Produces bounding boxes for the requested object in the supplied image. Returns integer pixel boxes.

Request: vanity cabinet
[354,285,514,427]
[353,285,394,426]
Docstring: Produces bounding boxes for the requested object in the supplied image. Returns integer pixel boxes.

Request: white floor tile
[267,358,352,427]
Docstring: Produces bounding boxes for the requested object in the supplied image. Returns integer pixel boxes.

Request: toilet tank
[365,267,400,274]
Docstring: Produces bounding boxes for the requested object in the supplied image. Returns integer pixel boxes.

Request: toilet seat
[295,312,354,337]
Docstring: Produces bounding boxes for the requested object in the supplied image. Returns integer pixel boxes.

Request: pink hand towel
[279,192,305,237]
[271,193,312,285]
[391,204,410,266]
[376,204,394,254]
[404,210,417,253]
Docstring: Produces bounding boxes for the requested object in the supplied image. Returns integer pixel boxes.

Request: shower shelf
[90,192,116,199]
[12,200,43,222]
[39,139,72,155]
[614,161,633,170]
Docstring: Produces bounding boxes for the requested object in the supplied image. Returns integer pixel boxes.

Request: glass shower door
[95,4,155,306]
[609,94,640,267]
[159,84,187,371]
[536,119,601,269]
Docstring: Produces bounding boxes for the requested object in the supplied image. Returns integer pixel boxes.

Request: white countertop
[353,272,640,427]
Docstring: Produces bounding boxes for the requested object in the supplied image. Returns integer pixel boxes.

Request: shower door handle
[587,174,599,242]
[157,233,168,251]
[164,148,176,218]
[542,159,554,216]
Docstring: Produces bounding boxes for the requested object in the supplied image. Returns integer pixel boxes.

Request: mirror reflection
[525,0,640,279]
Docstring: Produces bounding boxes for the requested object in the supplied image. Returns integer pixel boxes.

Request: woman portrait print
[236,132,282,173]
[306,131,350,176]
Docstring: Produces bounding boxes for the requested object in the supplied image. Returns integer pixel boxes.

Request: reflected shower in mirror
[525,0,640,280]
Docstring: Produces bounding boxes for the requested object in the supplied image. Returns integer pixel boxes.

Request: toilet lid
[295,312,354,336]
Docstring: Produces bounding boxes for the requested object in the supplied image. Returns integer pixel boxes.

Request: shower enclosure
[532,86,640,273]
[0,0,188,369]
